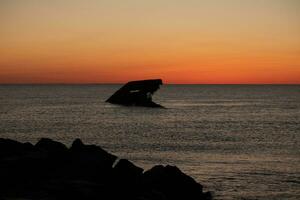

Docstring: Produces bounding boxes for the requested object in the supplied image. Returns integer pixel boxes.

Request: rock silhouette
[0,138,212,200]
[106,79,164,107]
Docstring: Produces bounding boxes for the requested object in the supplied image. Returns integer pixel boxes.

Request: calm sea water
[0,84,299,200]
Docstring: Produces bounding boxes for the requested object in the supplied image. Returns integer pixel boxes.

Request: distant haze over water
[0,84,299,200]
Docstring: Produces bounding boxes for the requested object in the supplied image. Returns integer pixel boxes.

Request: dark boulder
[0,138,212,200]
[0,138,34,158]
[68,139,117,183]
[113,158,144,186]
[142,165,212,200]
[70,138,117,167]
[114,159,144,178]
[71,138,84,149]
[35,138,68,154]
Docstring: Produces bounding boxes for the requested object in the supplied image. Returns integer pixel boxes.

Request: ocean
[0,84,299,200]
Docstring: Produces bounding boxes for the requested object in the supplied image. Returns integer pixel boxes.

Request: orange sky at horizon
[0,0,300,84]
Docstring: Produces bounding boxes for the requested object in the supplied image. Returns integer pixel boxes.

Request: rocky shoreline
[0,138,212,200]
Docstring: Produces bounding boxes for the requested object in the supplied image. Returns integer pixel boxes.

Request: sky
[0,0,300,84]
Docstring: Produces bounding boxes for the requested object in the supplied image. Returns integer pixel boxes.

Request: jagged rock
[70,138,117,168]
[113,158,144,186]
[142,165,212,200]
[71,138,84,149]
[35,138,68,154]
[0,138,212,200]
[114,159,144,177]
[67,139,117,183]
[0,138,34,158]
[106,79,164,107]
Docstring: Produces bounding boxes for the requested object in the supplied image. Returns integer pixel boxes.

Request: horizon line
[0,83,299,85]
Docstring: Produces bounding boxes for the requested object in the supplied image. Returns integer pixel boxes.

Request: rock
[71,138,84,149]
[35,138,68,154]
[0,138,212,200]
[40,180,110,200]
[70,138,117,168]
[106,79,164,108]
[113,158,143,184]
[0,138,34,158]
[67,139,117,183]
[114,159,144,177]
[142,165,212,200]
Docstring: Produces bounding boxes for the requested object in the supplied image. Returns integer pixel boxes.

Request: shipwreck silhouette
[106,79,163,107]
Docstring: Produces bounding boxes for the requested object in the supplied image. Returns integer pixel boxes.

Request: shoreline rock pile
[0,138,212,200]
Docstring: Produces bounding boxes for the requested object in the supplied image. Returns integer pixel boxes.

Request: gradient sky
[1,0,299,84]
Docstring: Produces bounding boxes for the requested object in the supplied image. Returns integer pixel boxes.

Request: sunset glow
[1,0,300,84]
